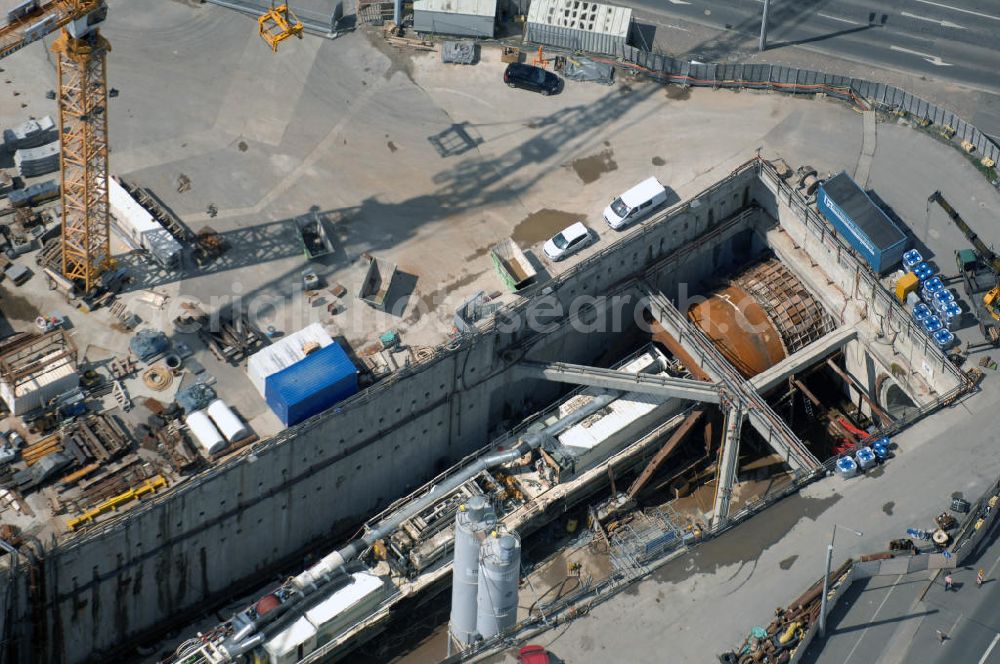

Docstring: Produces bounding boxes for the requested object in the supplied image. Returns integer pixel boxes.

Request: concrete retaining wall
[0,164,760,662]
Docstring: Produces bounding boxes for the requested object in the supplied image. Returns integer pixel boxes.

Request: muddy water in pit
[571,148,618,184]
[511,209,581,248]
[633,492,842,592]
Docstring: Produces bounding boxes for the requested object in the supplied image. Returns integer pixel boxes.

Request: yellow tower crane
[0,0,111,294]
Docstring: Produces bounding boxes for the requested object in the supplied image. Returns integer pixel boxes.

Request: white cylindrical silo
[185,410,227,456]
[206,398,249,442]
[475,530,521,640]
[450,495,494,647]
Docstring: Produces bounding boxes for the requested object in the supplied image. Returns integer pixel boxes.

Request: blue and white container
[902,249,923,270]
[921,277,944,302]
[914,262,934,281]
[836,455,858,477]
[923,316,943,334]
[264,342,359,427]
[856,446,876,470]
[934,329,955,348]
[934,289,956,306]
[942,302,962,328]
[872,439,890,459]
[913,303,932,322]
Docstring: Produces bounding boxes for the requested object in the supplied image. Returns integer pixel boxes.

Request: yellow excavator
[258,2,304,52]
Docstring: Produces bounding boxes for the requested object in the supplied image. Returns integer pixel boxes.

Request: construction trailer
[0,330,79,416]
[524,0,633,56]
[413,0,498,37]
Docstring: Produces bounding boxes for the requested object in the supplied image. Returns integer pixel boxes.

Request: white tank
[206,398,249,443]
[476,530,521,640]
[450,495,495,647]
[186,410,226,456]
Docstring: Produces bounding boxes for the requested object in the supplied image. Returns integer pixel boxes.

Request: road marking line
[889,45,953,66]
[947,611,964,637]
[914,0,1000,21]
[979,634,1000,664]
[900,11,967,29]
[843,575,903,663]
[988,551,1000,578]
[667,0,692,4]
[818,13,861,26]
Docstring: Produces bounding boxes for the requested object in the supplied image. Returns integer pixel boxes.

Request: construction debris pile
[719,560,852,664]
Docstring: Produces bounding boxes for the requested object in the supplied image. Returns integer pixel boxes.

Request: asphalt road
[621,0,1000,138]
[803,514,1000,664]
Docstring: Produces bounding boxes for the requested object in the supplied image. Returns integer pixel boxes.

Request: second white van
[603,176,668,230]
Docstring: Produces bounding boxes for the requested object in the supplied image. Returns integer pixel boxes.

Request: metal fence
[556,45,1000,169]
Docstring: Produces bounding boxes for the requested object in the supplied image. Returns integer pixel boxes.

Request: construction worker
[944,574,954,591]
[977,568,985,587]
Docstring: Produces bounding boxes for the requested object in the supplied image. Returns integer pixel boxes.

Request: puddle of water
[653,492,842,585]
[882,501,895,516]
[0,287,40,321]
[665,86,691,100]
[779,554,798,570]
[571,148,618,184]
[405,271,484,324]
[652,156,666,166]
[511,209,581,248]
[463,246,490,262]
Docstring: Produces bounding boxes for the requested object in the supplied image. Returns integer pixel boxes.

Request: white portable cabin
[246,323,333,397]
[0,353,78,416]
[108,177,182,270]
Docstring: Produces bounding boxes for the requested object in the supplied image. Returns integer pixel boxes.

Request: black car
[503,63,561,96]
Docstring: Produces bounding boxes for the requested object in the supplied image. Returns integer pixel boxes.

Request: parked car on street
[543,221,593,261]
[503,63,561,95]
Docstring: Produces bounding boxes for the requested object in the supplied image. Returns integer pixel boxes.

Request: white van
[603,176,668,230]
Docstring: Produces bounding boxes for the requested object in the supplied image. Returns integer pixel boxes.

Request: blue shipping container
[816,172,909,274]
[265,342,359,426]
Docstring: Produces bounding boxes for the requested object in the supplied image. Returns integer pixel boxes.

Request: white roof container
[263,615,317,664]
[247,323,333,397]
[0,353,78,416]
[108,177,182,269]
[525,0,632,56]
[305,572,385,644]
[413,0,496,16]
[185,410,227,457]
[555,351,681,471]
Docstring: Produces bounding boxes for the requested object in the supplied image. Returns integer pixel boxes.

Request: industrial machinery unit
[0,0,113,293]
[927,190,1000,344]
[165,347,695,664]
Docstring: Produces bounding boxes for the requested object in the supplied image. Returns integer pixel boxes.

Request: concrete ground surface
[474,383,1000,664]
[0,0,997,659]
[803,509,1000,664]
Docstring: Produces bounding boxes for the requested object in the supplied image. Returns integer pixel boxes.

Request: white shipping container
[0,353,79,416]
[246,323,333,396]
[206,398,249,443]
[305,572,385,646]
[108,177,181,269]
[185,410,227,456]
[556,351,682,471]
[263,615,317,664]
